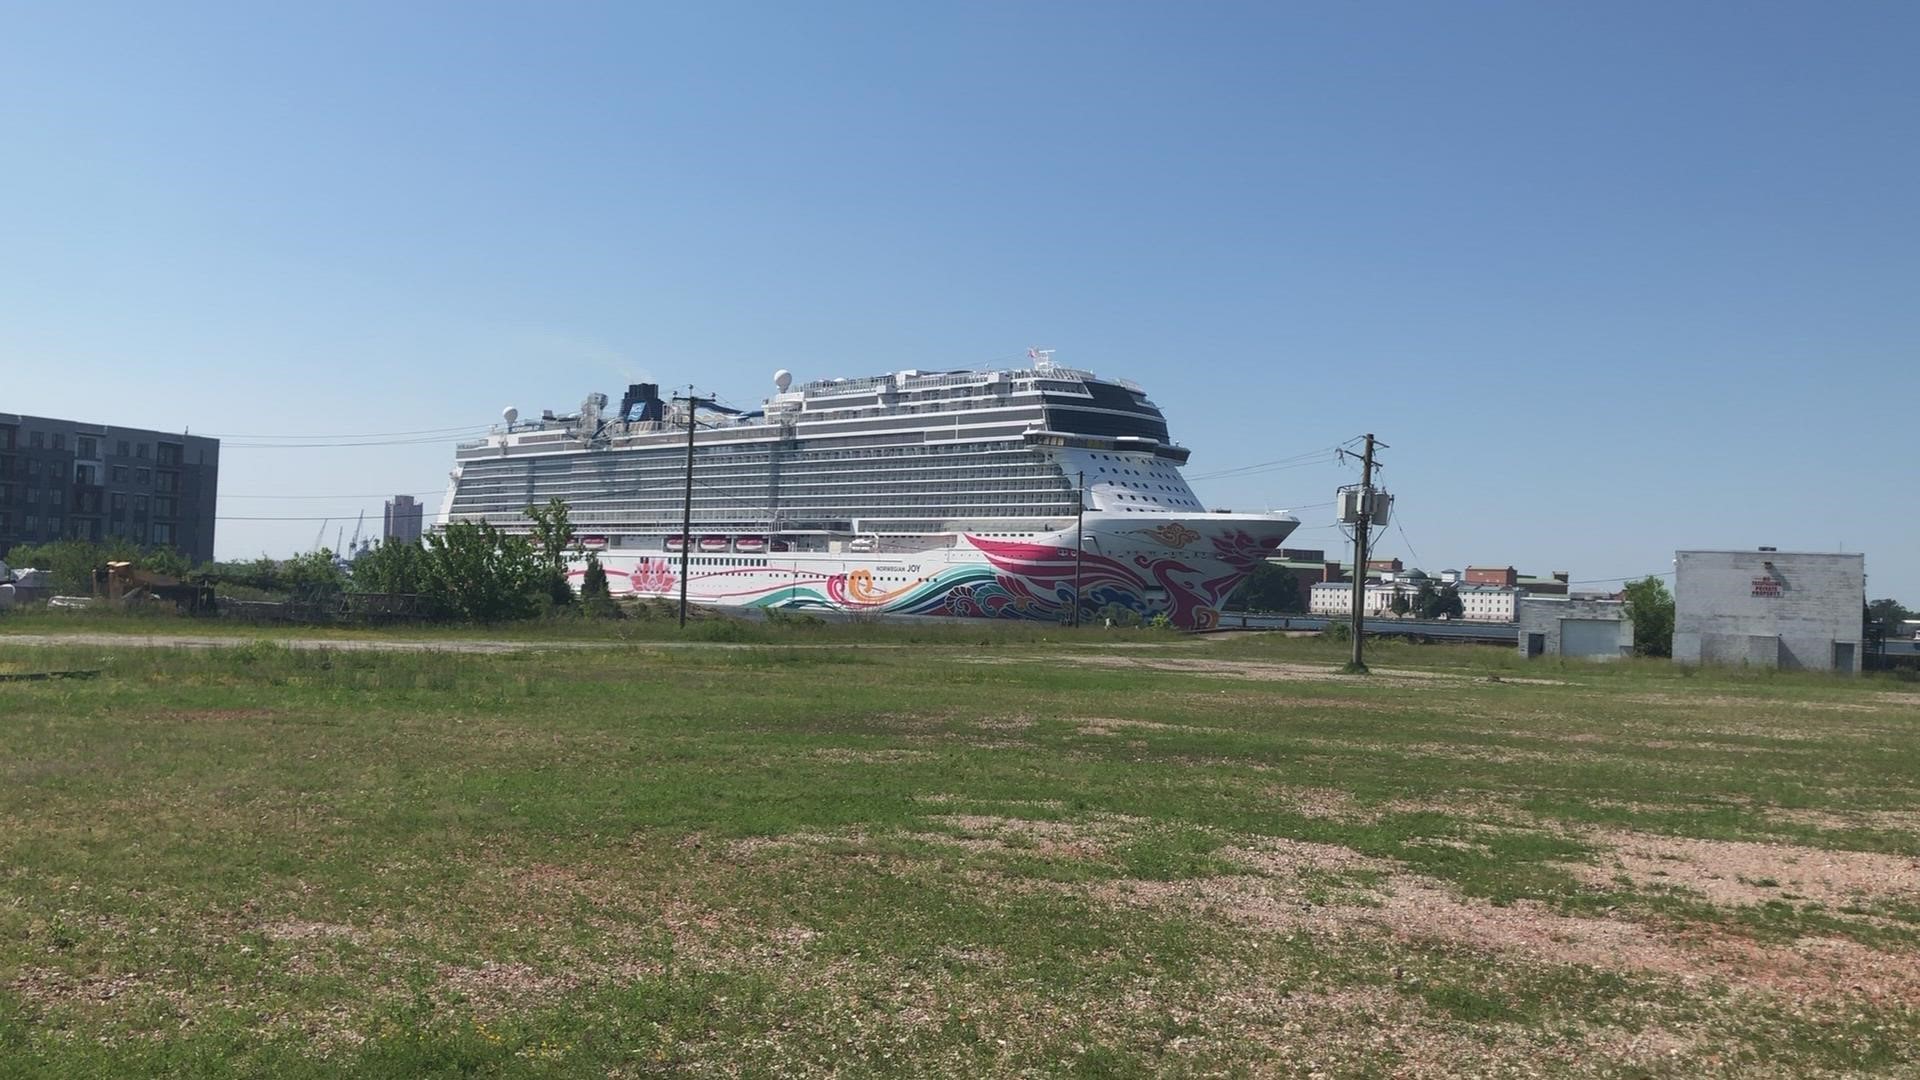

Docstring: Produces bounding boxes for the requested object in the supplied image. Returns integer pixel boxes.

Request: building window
[136,444,149,459]
[134,494,148,513]
[30,431,43,449]
[77,436,96,458]
[135,467,150,484]
[75,464,97,485]
[110,465,126,482]
[52,434,65,451]
[156,471,177,493]
[111,492,126,513]
[152,522,173,544]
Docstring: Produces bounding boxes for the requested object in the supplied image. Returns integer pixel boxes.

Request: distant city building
[1465,565,1519,588]
[383,494,424,543]
[1457,583,1524,622]
[1309,575,1527,623]
[1310,580,1401,617]
[0,413,218,564]
[1518,596,1633,660]
[1518,571,1571,596]
[1673,549,1865,672]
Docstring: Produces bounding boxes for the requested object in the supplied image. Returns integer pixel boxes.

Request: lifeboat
[579,535,607,550]
[734,536,767,554]
[664,536,686,553]
[769,538,792,553]
[698,535,730,553]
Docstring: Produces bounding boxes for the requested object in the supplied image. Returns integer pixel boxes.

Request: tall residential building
[383,494,423,542]
[0,414,219,564]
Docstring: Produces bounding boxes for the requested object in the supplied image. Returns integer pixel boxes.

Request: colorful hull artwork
[566,517,1295,630]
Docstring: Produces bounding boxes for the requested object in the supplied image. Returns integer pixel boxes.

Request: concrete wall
[1673,550,1864,672]
[1518,597,1633,660]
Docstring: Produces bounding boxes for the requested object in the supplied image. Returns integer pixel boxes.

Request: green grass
[1,630,1917,1076]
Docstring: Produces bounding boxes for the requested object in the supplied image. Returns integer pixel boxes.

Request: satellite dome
[773,369,793,392]
[502,406,519,425]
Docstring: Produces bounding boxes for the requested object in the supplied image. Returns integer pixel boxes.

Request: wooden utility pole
[1072,470,1086,627]
[1347,433,1377,673]
[674,387,701,628]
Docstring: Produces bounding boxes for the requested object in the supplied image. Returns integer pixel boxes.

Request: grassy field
[1,629,1917,1077]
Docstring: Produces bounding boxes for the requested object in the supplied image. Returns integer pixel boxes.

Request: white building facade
[1458,584,1524,622]
[1673,549,1865,672]
[1309,578,1523,622]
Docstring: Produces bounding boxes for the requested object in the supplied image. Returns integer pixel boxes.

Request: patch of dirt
[1075,655,1448,683]
[1763,806,1920,833]
[8,966,153,1007]
[1087,833,1920,1006]
[439,960,583,1004]
[807,747,932,764]
[1225,836,1397,876]
[1073,654,1572,687]
[260,919,370,945]
[1394,741,1603,766]
[1569,830,1920,909]
[159,708,279,722]
[1074,716,1228,737]
[919,813,1141,860]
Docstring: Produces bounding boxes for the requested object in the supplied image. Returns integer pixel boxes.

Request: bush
[765,607,825,628]
[1320,620,1352,643]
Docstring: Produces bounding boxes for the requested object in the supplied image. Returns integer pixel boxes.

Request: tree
[1389,589,1412,617]
[1412,581,1461,620]
[1868,598,1913,639]
[1226,563,1302,613]
[1412,580,1439,619]
[579,551,616,617]
[279,549,348,599]
[523,497,576,605]
[351,538,433,596]
[140,547,191,579]
[1622,576,1676,657]
[423,520,545,622]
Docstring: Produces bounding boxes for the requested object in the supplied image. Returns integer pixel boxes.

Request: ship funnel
[618,383,665,423]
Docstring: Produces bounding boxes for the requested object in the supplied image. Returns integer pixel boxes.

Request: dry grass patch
[1571,830,1920,910]
[1085,831,1920,1007]
[806,747,932,764]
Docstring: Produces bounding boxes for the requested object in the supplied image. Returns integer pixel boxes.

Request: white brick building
[1458,584,1524,622]
[1673,549,1865,672]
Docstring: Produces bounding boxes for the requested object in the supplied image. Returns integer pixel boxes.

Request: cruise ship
[438,358,1299,629]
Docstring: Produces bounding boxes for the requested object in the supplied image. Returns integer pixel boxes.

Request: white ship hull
[568,511,1297,630]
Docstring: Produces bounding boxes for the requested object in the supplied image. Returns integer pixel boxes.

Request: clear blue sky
[3,1,1915,600]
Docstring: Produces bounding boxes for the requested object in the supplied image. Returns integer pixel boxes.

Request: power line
[202,424,490,440]
[221,433,487,449]
[220,489,444,500]
[1394,517,1423,568]
[1568,570,1675,585]
[1184,445,1344,482]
